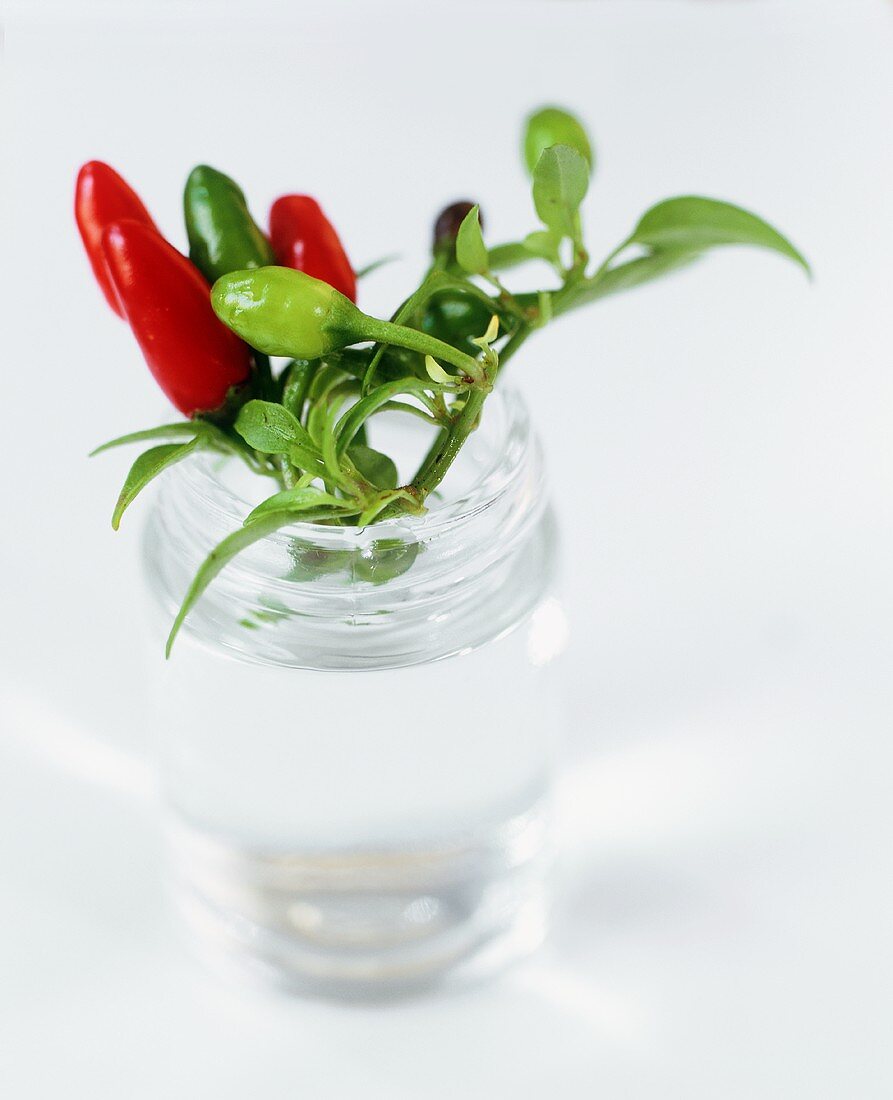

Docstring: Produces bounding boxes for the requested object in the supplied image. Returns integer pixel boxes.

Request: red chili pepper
[269,195,356,302]
[75,161,159,317]
[102,220,252,416]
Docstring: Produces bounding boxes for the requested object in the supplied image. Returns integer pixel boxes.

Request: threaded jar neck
[144,385,555,670]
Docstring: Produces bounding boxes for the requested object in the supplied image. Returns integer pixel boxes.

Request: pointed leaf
[455,205,488,275]
[629,196,810,273]
[485,242,533,271]
[235,400,316,454]
[522,229,561,262]
[165,512,303,657]
[355,254,400,279]
[576,250,702,305]
[349,443,398,490]
[112,438,200,530]
[244,486,355,524]
[90,422,204,457]
[251,504,359,525]
[533,144,589,238]
[287,442,329,476]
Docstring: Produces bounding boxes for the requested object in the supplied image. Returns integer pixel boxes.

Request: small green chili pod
[523,106,593,174]
[184,165,275,283]
[211,267,368,359]
[213,267,483,378]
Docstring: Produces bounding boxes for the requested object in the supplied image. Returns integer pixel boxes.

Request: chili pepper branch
[80,105,809,654]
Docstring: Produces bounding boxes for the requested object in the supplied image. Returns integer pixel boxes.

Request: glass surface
[143,386,566,996]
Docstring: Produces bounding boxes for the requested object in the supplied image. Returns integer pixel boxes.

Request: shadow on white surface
[0,685,156,804]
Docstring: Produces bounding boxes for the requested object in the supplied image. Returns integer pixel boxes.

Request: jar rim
[178,383,535,549]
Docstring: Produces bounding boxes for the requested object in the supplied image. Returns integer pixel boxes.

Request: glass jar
[142,384,566,996]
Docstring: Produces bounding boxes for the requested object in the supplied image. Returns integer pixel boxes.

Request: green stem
[276,454,297,489]
[411,424,450,488]
[430,271,503,314]
[252,350,276,402]
[482,273,527,321]
[394,321,533,513]
[382,318,534,521]
[361,270,468,392]
[335,377,439,456]
[413,389,487,499]
[380,399,443,426]
[364,317,483,381]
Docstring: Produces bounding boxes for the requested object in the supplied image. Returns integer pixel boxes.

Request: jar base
[166,804,551,998]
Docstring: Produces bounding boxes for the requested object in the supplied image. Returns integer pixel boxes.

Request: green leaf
[455,205,488,276]
[235,400,315,454]
[522,229,561,262]
[482,235,561,271]
[287,442,328,477]
[166,512,302,657]
[523,106,593,176]
[355,254,400,279]
[485,242,533,272]
[574,250,701,306]
[628,196,810,273]
[362,273,445,393]
[244,486,356,524]
[257,504,358,525]
[111,438,200,531]
[532,144,589,239]
[90,422,204,457]
[354,538,421,584]
[349,443,398,490]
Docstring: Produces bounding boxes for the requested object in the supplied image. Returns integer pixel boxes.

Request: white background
[2,1,892,1096]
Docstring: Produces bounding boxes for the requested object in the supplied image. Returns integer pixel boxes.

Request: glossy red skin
[269,195,356,302]
[101,220,252,416]
[75,161,159,317]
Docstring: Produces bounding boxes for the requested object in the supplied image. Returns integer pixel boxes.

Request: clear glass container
[143,385,566,997]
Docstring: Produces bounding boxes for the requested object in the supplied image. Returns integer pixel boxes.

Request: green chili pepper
[184,165,275,283]
[212,267,368,359]
[421,289,495,355]
[523,106,593,174]
[213,266,482,377]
